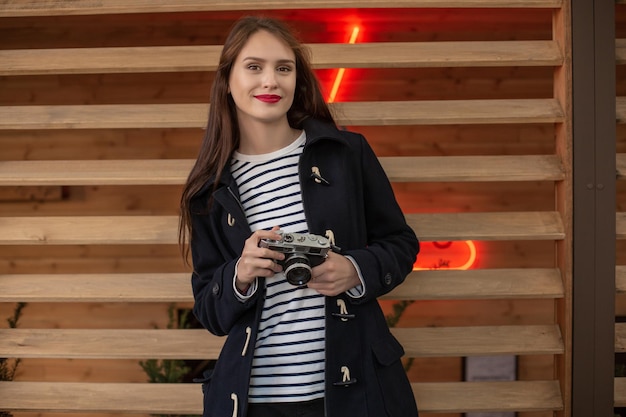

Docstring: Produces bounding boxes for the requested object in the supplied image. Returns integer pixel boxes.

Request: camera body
[259,231,331,286]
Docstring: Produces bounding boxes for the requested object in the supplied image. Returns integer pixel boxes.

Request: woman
[180,15,419,417]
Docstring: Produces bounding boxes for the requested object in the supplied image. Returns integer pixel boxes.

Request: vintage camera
[259,231,331,286]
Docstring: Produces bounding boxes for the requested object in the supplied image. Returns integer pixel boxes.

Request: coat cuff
[233,258,258,301]
[345,255,366,298]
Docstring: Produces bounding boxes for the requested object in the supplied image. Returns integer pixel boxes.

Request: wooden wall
[0,0,621,416]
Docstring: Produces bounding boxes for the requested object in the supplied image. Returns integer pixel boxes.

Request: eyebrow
[242,56,296,65]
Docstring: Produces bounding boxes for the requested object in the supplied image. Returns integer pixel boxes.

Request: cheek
[284,78,297,100]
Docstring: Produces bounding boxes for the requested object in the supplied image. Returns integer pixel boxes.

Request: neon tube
[327,26,360,103]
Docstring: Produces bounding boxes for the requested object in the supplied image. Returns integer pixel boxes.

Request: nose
[262,69,278,89]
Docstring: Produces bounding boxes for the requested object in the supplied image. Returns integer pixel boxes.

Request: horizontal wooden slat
[0,0,564,17]
[405,211,565,241]
[617,265,626,293]
[0,268,564,302]
[0,273,192,303]
[397,325,564,357]
[618,39,626,65]
[0,216,179,245]
[618,153,626,180]
[617,322,626,353]
[617,377,626,407]
[388,268,565,300]
[0,41,563,76]
[0,380,563,413]
[381,155,565,182]
[0,212,564,245]
[0,160,193,186]
[0,325,563,359]
[616,212,626,239]
[0,99,565,129]
[414,380,563,413]
[0,155,564,186]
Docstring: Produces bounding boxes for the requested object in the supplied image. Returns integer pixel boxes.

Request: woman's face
[228,30,297,128]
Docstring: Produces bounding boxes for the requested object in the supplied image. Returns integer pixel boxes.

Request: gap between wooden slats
[0,41,562,76]
[0,155,565,186]
[0,268,564,302]
[0,212,565,245]
[0,380,563,413]
[0,325,563,359]
[0,0,565,18]
[0,99,565,129]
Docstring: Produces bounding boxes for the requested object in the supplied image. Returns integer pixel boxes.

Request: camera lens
[283,253,312,286]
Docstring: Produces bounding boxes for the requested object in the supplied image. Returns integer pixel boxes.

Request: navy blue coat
[189,118,420,417]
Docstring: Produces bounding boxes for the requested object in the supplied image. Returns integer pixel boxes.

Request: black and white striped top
[231,131,326,403]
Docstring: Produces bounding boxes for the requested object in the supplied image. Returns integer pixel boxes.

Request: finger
[238,257,282,280]
[252,227,283,243]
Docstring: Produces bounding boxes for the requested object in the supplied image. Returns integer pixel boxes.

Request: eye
[277,65,294,73]
[246,64,261,71]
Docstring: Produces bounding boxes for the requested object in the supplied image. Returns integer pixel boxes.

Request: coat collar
[195,118,347,197]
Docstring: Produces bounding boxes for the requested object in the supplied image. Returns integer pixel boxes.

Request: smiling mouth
[255,95,281,103]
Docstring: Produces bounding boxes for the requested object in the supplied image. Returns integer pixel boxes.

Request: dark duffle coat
[189,118,420,417]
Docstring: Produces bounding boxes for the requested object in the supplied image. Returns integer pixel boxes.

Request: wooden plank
[618,97,626,124]
[0,0,564,17]
[0,380,563,413]
[333,99,564,126]
[0,212,564,245]
[0,160,194,186]
[388,268,565,300]
[380,155,564,182]
[0,155,564,186]
[405,211,565,241]
[0,99,565,130]
[0,273,192,303]
[0,40,562,76]
[396,325,564,357]
[617,377,626,407]
[0,216,180,245]
[617,322,626,353]
[617,265,626,293]
[0,329,223,360]
[617,213,626,239]
[0,325,563,359]
[0,268,564,302]
[618,153,626,180]
[618,39,626,65]
[0,381,201,414]
[414,380,563,413]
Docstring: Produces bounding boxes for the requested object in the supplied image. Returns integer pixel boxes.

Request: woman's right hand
[235,226,285,291]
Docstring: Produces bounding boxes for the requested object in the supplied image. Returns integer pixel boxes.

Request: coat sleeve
[189,204,259,336]
[342,135,419,303]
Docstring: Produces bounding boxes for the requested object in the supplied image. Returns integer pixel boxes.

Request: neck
[237,119,300,155]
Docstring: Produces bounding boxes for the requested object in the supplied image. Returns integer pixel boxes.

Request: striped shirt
[231,131,326,403]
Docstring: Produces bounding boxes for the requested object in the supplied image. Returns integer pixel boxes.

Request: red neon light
[327,26,360,103]
[413,240,478,271]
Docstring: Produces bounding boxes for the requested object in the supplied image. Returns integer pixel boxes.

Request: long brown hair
[179,15,334,259]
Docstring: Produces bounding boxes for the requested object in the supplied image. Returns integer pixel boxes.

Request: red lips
[255,94,281,103]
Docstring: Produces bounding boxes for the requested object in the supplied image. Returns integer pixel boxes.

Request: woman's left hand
[307,251,360,296]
